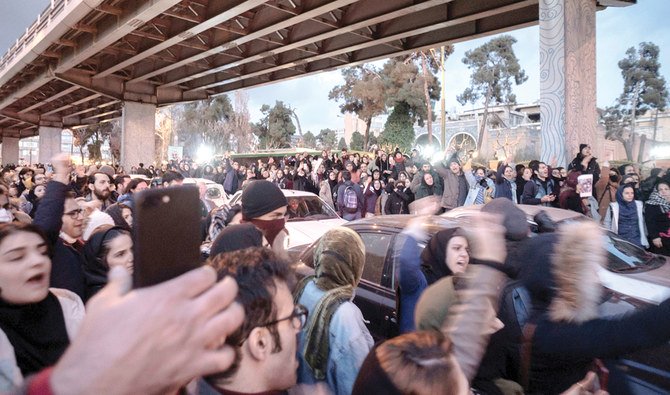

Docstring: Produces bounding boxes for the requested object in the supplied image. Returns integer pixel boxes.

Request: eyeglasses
[64,208,84,218]
[262,304,308,331]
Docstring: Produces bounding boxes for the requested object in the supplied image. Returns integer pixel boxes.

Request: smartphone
[593,359,609,391]
[133,186,202,288]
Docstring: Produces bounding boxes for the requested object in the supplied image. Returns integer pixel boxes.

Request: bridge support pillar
[121,102,156,170]
[38,126,62,163]
[1,137,19,165]
[539,0,597,166]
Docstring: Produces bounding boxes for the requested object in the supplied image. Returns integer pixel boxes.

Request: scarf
[0,292,70,376]
[295,228,365,380]
[646,191,670,214]
[616,185,639,222]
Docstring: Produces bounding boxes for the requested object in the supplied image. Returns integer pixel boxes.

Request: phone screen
[132,186,202,288]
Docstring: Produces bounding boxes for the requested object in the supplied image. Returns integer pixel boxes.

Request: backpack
[343,186,359,213]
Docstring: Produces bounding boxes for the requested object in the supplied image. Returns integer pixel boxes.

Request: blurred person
[16,168,34,196]
[113,175,131,196]
[603,184,648,248]
[522,162,556,206]
[384,180,412,215]
[209,223,265,258]
[352,330,469,395]
[81,210,115,242]
[515,165,531,203]
[362,178,382,217]
[287,198,305,219]
[559,171,588,215]
[33,156,87,300]
[82,226,133,300]
[198,248,301,395]
[595,162,619,220]
[162,170,185,187]
[520,220,670,393]
[415,172,440,200]
[116,178,148,208]
[410,161,442,196]
[0,223,85,391]
[336,171,363,221]
[641,168,665,201]
[464,166,495,206]
[294,227,373,395]
[567,144,600,184]
[644,181,670,256]
[86,172,114,210]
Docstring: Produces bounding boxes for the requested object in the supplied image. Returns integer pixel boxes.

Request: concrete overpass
[0,0,634,167]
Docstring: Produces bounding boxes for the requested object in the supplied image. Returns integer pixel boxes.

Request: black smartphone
[132,186,202,288]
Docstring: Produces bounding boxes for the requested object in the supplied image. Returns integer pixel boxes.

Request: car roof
[346,214,459,231]
[183,178,217,184]
[442,204,584,223]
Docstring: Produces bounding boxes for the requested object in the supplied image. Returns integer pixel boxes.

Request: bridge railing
[0,0,67,72]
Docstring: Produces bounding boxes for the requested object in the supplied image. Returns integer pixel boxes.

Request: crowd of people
[0,143,669,395]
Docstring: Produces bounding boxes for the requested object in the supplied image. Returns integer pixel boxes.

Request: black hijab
[420,228,463,285]
[82,226,126,300]
[105,203,132,232]
[0,292,70,376]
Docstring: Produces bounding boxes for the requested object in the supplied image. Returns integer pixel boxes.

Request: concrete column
[121,102,156,170]
[1,137,19,165]
[539,0,597,166]
[38,126,62,163]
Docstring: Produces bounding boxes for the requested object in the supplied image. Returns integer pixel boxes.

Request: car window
[358,232,393,286]
[286,196,338,221]
[604,233,665,272]
[207,187,221,199]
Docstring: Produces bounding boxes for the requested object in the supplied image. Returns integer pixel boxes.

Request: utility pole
[440,46,446,149]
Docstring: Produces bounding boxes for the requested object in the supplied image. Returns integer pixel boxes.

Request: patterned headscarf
[646,183,670,214]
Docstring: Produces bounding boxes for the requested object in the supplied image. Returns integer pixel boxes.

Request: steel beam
[18,85,80,114]
[42,93,102,116]
[130,0,361,83]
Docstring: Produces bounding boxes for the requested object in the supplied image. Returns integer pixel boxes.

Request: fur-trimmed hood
[521,220,606,324]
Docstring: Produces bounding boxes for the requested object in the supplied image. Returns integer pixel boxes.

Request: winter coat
[384,187,412,215]
[362,185,380,217]
[463,171,495,206]
[645,203,670,244]
[495,164,517,203]
[567,156,601,185]
[336,181,363,221]
[522,221,670,394]
[521,177,556,206]
[319,180,335,211]
[604,201,649,248]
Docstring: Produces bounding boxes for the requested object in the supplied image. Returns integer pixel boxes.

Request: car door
[353,230,395,342]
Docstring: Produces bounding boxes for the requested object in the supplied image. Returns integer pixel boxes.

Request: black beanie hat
[352,345,402,395]
[210,223,264,258]
[241,180,288,220]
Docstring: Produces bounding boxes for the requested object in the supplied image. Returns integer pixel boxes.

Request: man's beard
[93,188,110,201]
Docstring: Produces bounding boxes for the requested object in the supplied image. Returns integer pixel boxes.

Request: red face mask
[249,217,287,245]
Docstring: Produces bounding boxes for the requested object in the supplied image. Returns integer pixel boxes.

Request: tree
[252,101,296,149]
[350,131,365,151]
[379,102,415,153]
[338,137,348,150]
[85,122,113,162]
[602,105,634,160]
[457,35,528,151]
[71,127,93,163]
[316,128,337,149]
[302,131,317,148]
[329,65,385,149]
[176,95,234,157]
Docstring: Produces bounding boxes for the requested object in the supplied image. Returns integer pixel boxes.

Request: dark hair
[207,247,294,381]
[515,164,525,173]
[88,172,111,186]
[0,223,50,256]
[342,170,352,181]
[126,178,148,193]
[162,170,184,185]
[531,161,545,174]
[114,175,130,187]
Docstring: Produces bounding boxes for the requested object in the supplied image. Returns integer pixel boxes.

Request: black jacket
[384,187,412,214]
[33,182,87,300]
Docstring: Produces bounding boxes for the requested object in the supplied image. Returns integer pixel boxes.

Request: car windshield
[206,187,221,199]
[604,232,665,273]
[286,196,338,221]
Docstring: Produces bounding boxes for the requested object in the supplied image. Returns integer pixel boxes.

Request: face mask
[250,217,287,246]
[0,208,13,223]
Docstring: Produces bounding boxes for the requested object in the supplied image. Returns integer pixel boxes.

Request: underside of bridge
[0,0,540,140]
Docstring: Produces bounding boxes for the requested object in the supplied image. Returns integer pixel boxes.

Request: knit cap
[241,180,287,220]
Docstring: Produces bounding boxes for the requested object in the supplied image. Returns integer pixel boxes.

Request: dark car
[291,212,670,393]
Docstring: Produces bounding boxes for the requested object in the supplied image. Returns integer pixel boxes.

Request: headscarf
[646,183,670,214]
[0,292,70,376]
[105,203,132,232]
[559,171,581,210]
[616,184,639,223]
[82,226,126,300]
[296,227,365,380]
[420,228,464,285]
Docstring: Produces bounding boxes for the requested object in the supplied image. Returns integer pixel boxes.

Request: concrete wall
[38,126,62,163]
[121,102,156,169]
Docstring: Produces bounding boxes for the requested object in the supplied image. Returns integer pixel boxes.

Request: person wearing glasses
[198,247,305,395]
[294,227,373,395]
[33,155,87,301]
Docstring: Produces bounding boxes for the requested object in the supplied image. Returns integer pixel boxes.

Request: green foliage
[329,66,385,148]
[338,137,348,150]
[457,35,527,107]
[177,95,235,157]
[379,102,415,153]
[252,101,296,149]
[316,128,337,149]
[302,131,317,148]
[350,131,365,151]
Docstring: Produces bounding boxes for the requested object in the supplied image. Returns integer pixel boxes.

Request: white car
[228,189,346,249]
[183,178,229,209]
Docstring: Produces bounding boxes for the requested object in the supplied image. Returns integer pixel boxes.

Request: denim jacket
[296,281,373,395]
